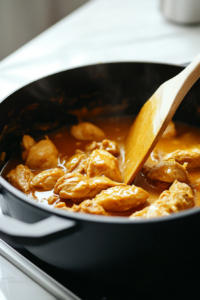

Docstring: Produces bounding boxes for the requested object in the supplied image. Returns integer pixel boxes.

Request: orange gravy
[2,116,200,215]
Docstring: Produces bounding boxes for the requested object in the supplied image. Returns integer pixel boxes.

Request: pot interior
[1,62,200,170]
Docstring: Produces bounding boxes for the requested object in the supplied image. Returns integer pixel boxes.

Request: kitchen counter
[1,0,200,299]
[1,0,200,101]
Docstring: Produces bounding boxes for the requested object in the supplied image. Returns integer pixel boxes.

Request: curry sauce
[2,116,200,218]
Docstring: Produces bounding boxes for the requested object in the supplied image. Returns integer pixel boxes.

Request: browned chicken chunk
[147,160,188,183]
[94,185,149,212]
[170,180,193,199]
[191,177,200,188]
[6,164,34,193]
[54,202,66,208]
[47,195,60,205]
[85,141,99,152]
[75,157,90,174]
[70,200,107,215]
[130,180,194,219]
[85,139,120,157]
[162,121,176,138]
[31,168,64,191]
[54,173,125,202]
[70,122,105,141]
[21,135,36,161]
[163,148,200,170]
[25,139,59,170]
[144,149,164,171]
[86,149,123,182]
[65,150,87,173]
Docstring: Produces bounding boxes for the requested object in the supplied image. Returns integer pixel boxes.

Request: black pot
[1,62,200,287]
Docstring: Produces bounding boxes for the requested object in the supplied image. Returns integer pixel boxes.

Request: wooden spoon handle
[124,54,200,185]
[155,53,200,128]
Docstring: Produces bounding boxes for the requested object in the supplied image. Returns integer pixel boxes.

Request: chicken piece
[54,202,67,208]
[191,177,200,189]
[6,164,34,193]
[21,135,36,161]
[85,139,120,157]
[74,157,89,175]
[85,141,100,152]
[130,180,194,219]
[74,157,90,174]
[65,150,87,173]
[54,173,125,202]
[86,149,123,183]
[94,185,149,212]
[147,160,188,183]
[170,180,193,200]
[70,200,107,215]
[25,139,59,170]
[70,122,105,141]
[144,149,163,170]
[163,148,200,170]
[100,139,120,157]
[47,195,60,205]
[162,121,176,138]
[31,168,64,191]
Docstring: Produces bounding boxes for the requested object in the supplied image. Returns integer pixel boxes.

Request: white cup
[160,0,200,24]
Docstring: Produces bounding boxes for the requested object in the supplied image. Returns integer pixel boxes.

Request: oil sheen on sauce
[2,116,200,216]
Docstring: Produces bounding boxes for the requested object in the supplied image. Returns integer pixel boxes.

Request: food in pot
[163,149,200,170]
[21,135,36,161]
[94,185,148,212]
[70,122,105,141]
[65,150,87,173]
[6,164,34,193]
[63,200,107,215]
[147,160,188,183]
[31,168,64,191]
[24,138,59,170]
[3,117,200,219]
[85,139,120,156]
[130,180,194,219]
[85,149,123,182]
[54,173,125,202]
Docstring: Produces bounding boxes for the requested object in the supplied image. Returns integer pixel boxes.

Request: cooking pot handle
[0,214,77,246]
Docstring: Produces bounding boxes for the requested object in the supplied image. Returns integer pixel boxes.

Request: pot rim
[1,61,199,225]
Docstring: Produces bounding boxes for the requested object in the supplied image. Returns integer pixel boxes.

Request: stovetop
[7,243,200,300]
[10,245,132,300]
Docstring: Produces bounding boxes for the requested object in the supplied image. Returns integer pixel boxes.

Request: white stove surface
[0,256,57,300]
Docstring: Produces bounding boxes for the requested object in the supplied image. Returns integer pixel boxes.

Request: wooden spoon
[124,55,200,184]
